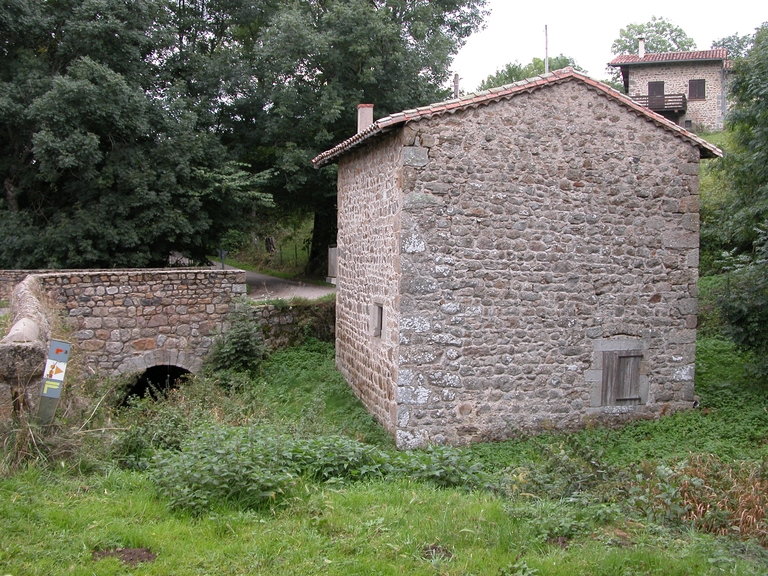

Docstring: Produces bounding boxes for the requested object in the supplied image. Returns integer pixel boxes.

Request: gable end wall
[391,82,700,447]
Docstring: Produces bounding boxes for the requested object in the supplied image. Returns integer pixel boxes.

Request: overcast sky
[451,0,766,92]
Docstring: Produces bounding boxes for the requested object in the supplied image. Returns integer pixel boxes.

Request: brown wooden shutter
[689,79,706,100]
[648,82,665,110]
[601,350,643,406]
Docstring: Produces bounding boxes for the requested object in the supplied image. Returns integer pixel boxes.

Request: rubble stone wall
[35,269,246,376]
[250,301,336,351]
[337,79,701,448]
[335,131,404,432]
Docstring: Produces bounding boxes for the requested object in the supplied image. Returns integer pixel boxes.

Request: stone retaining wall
[253,301,335,351]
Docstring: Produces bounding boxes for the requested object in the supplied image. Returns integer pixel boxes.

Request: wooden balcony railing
[631,94,687,113]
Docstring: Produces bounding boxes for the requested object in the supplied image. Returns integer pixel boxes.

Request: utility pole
[545,25,549,74]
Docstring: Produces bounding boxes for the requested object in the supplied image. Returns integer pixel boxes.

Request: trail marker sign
[37,339,71,427]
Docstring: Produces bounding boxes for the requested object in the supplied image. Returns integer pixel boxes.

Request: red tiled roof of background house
[312,68,722,168]
[608,49,728,67]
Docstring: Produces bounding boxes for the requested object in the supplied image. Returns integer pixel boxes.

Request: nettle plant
[150,426,487,515]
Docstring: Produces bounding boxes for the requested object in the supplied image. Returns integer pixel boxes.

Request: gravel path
[213,264,336,301]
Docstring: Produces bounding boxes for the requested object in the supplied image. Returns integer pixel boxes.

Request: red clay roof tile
[312,68,722,167]
[608,49,728,67]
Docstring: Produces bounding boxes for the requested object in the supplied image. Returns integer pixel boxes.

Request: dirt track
[213,265,336,301]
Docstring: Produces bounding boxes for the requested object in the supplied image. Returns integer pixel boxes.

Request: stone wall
[1,270,72,301]
[252,301,336,351]
[33,269,246,376]
[336,131,404,432]
[337,79,701,448]
[627,61,727,131]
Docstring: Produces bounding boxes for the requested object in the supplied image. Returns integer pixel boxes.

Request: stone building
[608,43,728,131]
[313,68,721,449]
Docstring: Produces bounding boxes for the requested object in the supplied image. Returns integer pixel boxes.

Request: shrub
[394,445,487,489]
[624,455,768,545]
[494,437,615,500]
[204,306,265,376]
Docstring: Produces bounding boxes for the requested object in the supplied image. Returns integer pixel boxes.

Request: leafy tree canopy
[710,23,768,364]
[712,24,766,60]
[716,23,768,253]
[226,0,488,273]
[0,0,267,268]
[611,16,696,55]
[0,0,488,272]
[477,54,584,91]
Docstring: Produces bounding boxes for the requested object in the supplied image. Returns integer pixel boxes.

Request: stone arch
[123,364,193,402]
[112,349,203,378]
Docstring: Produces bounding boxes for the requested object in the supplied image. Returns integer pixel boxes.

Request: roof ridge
[608,48,728,66]
[312,68,721,167]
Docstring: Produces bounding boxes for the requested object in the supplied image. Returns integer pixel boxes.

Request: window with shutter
[689,79,706,100]
[648,81,665,96]
[601,350,643,406]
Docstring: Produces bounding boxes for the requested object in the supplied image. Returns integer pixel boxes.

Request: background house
[608,42,728,131]
[313,68,721,449]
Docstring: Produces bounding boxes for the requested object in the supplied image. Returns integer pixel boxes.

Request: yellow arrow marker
[43,380,61,395]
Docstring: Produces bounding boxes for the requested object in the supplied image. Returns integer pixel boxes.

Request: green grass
[3,470,766,575]
[696,130,731,149]
[2,332,768,574]
[245,340,392,445]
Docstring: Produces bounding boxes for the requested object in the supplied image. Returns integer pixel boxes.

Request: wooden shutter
[601,350,643,406]
[648,81,665,96]
[689,79,706,100]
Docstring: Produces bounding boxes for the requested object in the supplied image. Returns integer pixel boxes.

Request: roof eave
[312,68,722,167]
[609,58,726,68]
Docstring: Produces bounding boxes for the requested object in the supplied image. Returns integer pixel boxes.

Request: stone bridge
[1,268,246,417]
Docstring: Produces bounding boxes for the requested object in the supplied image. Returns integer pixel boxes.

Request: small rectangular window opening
[372,303,384,338]
[601,350,643,406]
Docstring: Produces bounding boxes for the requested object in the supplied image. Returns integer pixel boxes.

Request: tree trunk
[306,199,337,278]
[4,178,19,212]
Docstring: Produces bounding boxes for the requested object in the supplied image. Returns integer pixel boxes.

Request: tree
[611,16,696,55]
[224,0,488,275]
[712,28,762,60]
[710,23,768,366]
[0,0,263,268]
[477,54,584,91]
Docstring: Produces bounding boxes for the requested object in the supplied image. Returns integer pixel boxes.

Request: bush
[625,455,768,545]
[204,306,265,376]
[718,261,768,374]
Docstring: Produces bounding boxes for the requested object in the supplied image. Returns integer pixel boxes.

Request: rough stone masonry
[318,70,720,448]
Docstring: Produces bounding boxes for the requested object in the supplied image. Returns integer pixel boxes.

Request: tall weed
[204,305,265,376]
[625,455,768,546]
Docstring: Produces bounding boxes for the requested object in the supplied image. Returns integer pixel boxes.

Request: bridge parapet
[36,269,247,375]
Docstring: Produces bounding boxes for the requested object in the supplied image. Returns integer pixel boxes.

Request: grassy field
[2,296,768,574]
